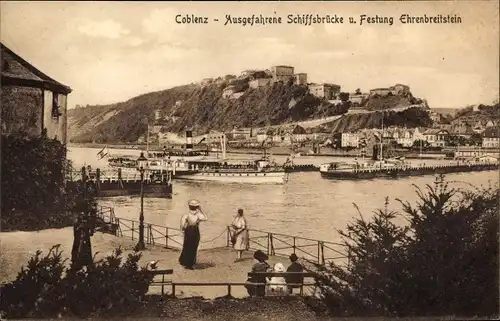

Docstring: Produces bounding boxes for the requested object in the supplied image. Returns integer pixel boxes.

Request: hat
[274,262,285,272]
[253,250,269,261]
[188,199,200,207]
[290,253,298,262]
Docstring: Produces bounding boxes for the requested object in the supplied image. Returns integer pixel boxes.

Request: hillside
[451,102,499,124]
[362,94,426,111]
[68,80,428,144]
[323,107,432,133]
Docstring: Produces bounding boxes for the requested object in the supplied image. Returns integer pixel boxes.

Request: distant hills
[68,79,430,144]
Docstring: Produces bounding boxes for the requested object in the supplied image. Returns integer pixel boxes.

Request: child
[266,262,288,294]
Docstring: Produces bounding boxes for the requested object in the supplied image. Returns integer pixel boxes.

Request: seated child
[266,262,288,294]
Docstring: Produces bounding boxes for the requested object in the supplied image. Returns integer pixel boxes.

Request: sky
[1,1,498,109]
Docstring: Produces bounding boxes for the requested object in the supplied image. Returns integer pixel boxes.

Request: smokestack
[185,129,193,151]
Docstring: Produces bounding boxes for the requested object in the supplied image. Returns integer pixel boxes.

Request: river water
[68,147,498,246]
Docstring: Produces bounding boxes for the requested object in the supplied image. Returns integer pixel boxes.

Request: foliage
[326,107,432,133]
[467,133,483,146]
[412,139,430,148]
[313,179,499,318]
[444,135,468,147]
[0,246,155,319]
[0,134,97,231]
[452,101,499,123]
[68,81,429,144]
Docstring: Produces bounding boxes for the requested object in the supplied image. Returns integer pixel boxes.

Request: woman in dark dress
[71,213,94,269]
[245,250,271,296]
[179,199,208,269]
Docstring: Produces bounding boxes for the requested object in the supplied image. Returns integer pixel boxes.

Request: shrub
[0,134,98,231]
[0,246,155,319]
[313,178,499,318]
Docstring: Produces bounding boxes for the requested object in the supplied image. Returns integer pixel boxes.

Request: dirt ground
[0,227,316,299]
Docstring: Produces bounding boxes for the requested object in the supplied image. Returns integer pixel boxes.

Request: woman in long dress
[179,199,208,270]
[231,208,249,261]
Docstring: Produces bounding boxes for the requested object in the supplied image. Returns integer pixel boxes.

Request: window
[51,93,62,119]
[1,57,9,72]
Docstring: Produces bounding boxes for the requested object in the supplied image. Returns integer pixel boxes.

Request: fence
[228,227,350,266]
[97,206,184,249]
[97,206,350,266]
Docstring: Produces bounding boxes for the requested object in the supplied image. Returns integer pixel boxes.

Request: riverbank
[68,143,450,160]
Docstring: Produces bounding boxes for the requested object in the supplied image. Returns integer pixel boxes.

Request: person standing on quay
[231,208,249,262]
[179,199,208,270]
[71,213,94,270]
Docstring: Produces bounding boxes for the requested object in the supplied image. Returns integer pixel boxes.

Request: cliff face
[68,80,429,144]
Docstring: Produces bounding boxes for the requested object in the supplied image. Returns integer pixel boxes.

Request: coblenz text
[176,14,209,24]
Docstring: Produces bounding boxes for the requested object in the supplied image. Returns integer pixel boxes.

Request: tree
[412,139,429,149]
[313,179,499,318]
[339,92,350,102]
[355,88,361,95]
[468,133,483,146]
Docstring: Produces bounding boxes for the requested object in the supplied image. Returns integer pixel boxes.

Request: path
[0,228,318,299]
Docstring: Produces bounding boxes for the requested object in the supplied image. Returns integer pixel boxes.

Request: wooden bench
[247,272,317,296]
[148,269,173,295]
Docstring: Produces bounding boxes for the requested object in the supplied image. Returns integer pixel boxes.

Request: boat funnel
[185,129,193,151]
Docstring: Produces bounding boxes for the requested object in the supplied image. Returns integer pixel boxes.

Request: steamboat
[168,131,288,184]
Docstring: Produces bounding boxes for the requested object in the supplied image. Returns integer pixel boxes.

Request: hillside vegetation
[68,80,428,144]
[324,107,432,133]
[451,101,499,123]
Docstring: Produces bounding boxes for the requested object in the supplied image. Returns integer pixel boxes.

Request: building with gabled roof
[1,43,72,144]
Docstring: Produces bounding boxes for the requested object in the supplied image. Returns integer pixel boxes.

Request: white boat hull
[174,171,287,184]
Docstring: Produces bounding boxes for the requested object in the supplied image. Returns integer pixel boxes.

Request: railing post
[132,221,135,240]
[172,284,176,298]
[227,284,232,297]
[226,226,230,247]
[267,233,270,255]
[317,242,320,265]
[270,234,275,256]
[293,237,296,254]
[165,227,169,248]
[161,274,165,296]
[321,242,325,265]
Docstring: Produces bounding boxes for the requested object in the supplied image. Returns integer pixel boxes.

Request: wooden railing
[97,206,184,249]
[226,226,350,266]
[97,206,350,266]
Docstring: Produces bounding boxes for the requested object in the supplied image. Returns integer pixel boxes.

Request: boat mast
[380,113,384,165]
[146,121,150,156]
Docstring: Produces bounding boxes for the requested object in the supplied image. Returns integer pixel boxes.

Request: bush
[1,134,98,231]
[313,178,499,318]
[0,246,155,319]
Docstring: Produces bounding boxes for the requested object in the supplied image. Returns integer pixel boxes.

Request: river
[68,147,499,245]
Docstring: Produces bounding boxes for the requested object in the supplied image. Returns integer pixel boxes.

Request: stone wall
[1,86,43,137]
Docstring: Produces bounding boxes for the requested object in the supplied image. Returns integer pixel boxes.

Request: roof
[482,127,500,138]
[272,65,294,69]
[1,43,72,94]
[370,88,391,91]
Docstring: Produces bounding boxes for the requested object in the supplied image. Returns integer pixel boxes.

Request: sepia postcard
[0,1,498,320]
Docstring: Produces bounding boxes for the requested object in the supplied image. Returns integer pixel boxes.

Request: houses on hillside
[1,43,72,145]
[308,83,341,100]
[369,84,410,97]
[482,127,499,148]
[255,125,308,144]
